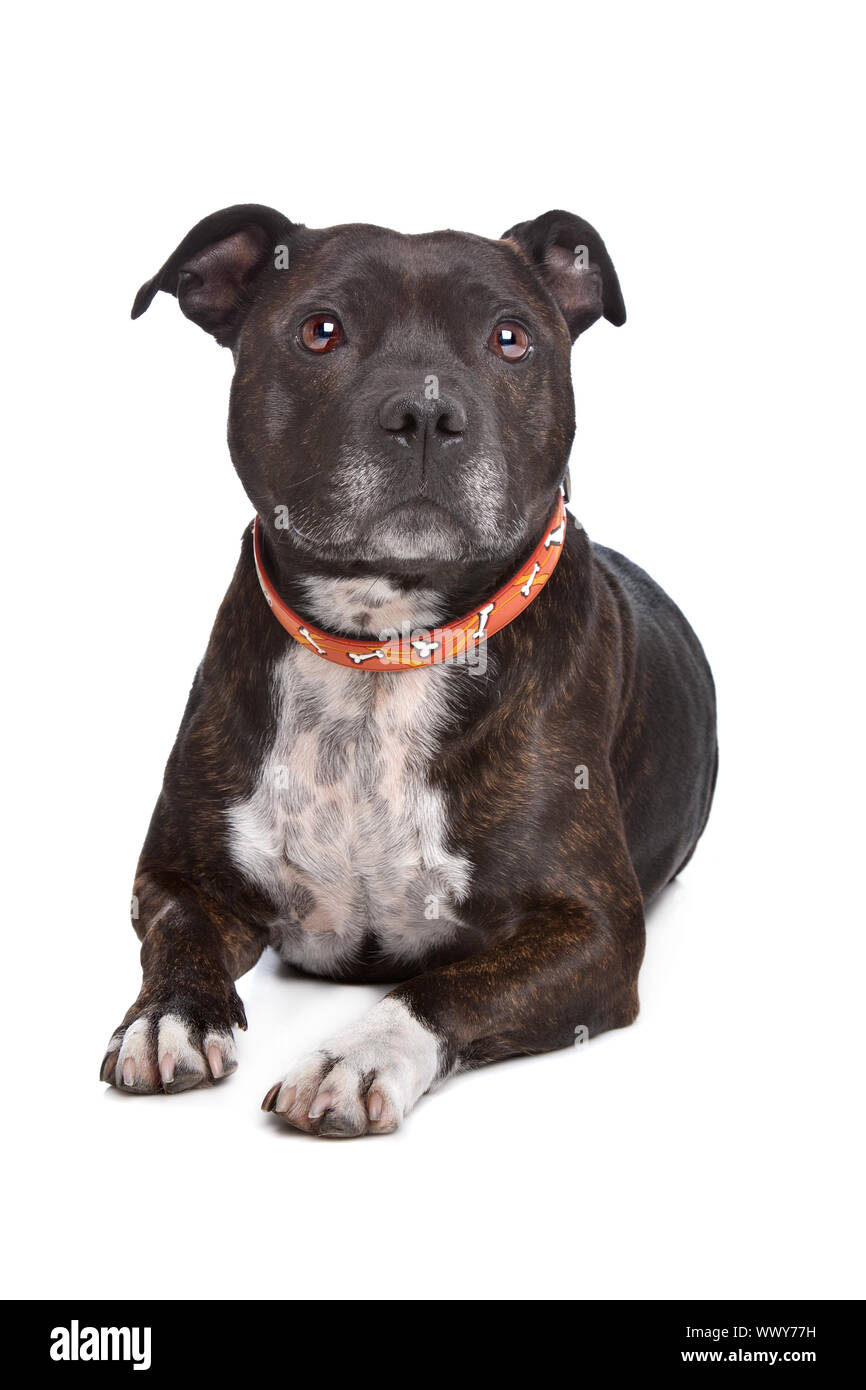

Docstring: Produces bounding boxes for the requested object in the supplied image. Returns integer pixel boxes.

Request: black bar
[3,1299,859,1374]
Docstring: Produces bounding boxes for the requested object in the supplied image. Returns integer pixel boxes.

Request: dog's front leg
[100,873,268,1094]
[263,895,645,1137]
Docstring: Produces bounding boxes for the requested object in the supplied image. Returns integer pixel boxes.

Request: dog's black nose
[377,388,467,446]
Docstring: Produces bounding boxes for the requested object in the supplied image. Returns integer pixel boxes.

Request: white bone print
[520,563,541,598]
[544,519,565,549]
[348,648,388,665]
[298,626,326,656]
[411,638,441,659]
[472,603,495,643]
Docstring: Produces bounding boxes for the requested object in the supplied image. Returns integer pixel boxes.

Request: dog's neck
[257,530,543,641]
[298,572,447,638]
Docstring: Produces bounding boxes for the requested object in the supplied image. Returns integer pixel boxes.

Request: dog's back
[594,543,718,900]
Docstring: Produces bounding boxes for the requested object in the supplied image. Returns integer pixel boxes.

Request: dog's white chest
[226,647,471,976]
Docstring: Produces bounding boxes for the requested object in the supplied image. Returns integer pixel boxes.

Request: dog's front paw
[100,998,242,1095]
[262,999,441,1138]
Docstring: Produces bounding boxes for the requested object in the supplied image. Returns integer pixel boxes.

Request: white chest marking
[225,640,472,977]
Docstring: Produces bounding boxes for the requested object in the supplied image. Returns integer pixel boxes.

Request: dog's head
[134,205,624,575]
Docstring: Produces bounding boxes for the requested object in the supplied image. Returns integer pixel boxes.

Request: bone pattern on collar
[251,492,567,671]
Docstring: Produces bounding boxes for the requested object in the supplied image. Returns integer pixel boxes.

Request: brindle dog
[101,205,717,1136]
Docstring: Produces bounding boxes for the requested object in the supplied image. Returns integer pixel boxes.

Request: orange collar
[252,492,567,671]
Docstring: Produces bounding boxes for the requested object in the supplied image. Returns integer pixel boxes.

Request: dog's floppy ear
[131,204,297,346]
[502,209,625,340]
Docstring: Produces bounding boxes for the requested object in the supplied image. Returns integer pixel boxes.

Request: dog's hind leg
[100,871,268,1095]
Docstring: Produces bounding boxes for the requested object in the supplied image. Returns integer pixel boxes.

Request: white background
[3,1,863,1301]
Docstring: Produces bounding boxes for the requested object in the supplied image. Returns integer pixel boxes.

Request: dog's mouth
[277,494,474,568]
[355,497,476,565]
[377,496,462,531]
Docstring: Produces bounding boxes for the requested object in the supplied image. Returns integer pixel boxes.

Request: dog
[101,204,717,1137]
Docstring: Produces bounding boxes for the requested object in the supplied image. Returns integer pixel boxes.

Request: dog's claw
[307,1090,333,1121]
[261,1082,281,1112]
[99,1050,118,1084]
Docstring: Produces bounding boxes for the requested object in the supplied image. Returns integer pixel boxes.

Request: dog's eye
[490,320,531,362]
[300,314,344,353]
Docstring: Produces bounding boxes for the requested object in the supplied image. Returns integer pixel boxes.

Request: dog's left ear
[502,209,625,339]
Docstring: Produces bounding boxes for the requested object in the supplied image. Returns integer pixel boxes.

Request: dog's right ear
[131,204,297,346]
